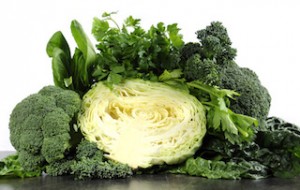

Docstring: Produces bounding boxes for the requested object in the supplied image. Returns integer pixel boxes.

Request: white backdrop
[1,0,300,151]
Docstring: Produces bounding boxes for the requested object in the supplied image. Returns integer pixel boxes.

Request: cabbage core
[79,79,206,168]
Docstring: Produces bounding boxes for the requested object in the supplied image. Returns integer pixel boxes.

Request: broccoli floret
[180,42,201,66]
[184,54,220,85]
[9,85,82,174]
[181,22,237,85]
[196,21,237,65]
[220,62,271,125]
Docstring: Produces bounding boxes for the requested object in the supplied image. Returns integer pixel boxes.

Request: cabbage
[78,79,206,169]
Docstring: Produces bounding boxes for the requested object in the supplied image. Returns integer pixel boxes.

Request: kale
[179,117,300,179]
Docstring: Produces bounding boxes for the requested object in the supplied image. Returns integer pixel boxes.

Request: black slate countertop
[1,151,300,190]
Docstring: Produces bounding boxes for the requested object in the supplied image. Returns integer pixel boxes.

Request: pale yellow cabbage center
[79,79,206,169]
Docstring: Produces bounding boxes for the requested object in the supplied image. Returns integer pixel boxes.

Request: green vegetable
[180,22,271,126]
[0,154,40,178]
[8,85,82,174]
[256,117,300,178]
[4,12,300,181]
[187,81,258,144]
[47,20,97,96]
[184,54,220,86]
[78,79,207,169]
[46,139,132,179]
[220,63,271,127]
[162,117,300,179]
[195,21,237,65]
[91,12,183,85]
[168,157,268,179]
[71,158,132,180]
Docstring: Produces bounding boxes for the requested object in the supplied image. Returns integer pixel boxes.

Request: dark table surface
[1,151,300,190]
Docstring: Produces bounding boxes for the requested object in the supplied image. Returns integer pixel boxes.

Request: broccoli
[220,63,271,124]
[9,85,82,174]
[196,21,237,65]
[184,53,220,85]
[181,21,271,126]
[179,42,201,66]
[71,139,133,180]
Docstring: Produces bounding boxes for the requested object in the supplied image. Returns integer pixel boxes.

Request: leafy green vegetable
[46,139,132,180]
[256,117,300,178]
[168,157,268,179]
[71,158,132,180]
[71,139,132,180]
[47,20,97,96]
[46,32,72,88]
[0,154,41,178]
[5,12,299,181]
[187,81,258,144]
[91,12,183,86]
[71,20,98,91]
[163,117,300,179]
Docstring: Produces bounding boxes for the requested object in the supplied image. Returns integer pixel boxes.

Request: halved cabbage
[78,79,206,169]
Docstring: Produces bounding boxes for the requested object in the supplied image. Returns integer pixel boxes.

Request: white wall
[1,0,300,150]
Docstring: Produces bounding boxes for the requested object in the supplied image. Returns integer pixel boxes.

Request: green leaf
[102,11,117,18]
[168,157,268,179]
[71,20,97,66]
[46,31,71,58]
[0,154,41,178]
[107,72,123,84]
[125,16,140,27]
[167,23,184,48]
[92,18,110,41]
[46,31,72,89]
[110,65,125,74]
[188,81,257,144]
[158,69,183,81]
[71,20,98,92]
